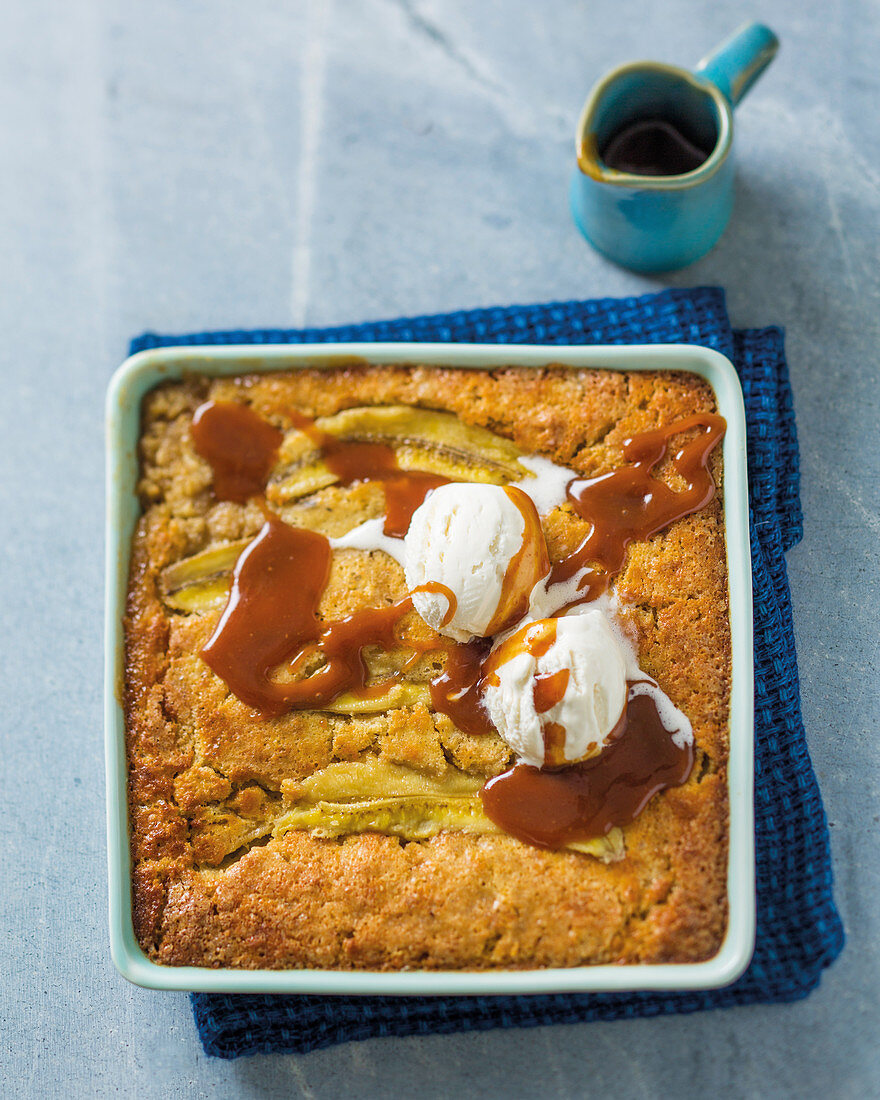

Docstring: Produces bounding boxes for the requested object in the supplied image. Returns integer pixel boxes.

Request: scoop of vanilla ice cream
[483,611,627,766]
[404,483,548,642]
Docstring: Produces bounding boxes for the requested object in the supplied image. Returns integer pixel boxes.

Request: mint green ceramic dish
[105,342,754,994]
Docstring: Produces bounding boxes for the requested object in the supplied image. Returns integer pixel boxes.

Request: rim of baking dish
[105,341,754,995]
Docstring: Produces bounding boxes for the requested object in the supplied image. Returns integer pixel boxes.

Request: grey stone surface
[1,0,877,1096]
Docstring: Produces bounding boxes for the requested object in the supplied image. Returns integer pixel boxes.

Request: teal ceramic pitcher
[570,22,779,272]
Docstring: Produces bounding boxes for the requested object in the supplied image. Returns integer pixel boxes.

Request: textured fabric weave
[131,287,844,1058]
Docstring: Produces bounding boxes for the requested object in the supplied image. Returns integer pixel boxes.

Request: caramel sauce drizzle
[480,688,693,848]
[486,487,550,635]
[191,401,282,503]
[551,412,726,601]
[484,619,569,767]
[190,400,723,844]
[534,670,570,768]
[427,619,562,746]
[191,402,446,717]
[287,408,448,537]
[200,515,416,717]
[411,581,458,628]
[533,669,570,715]
[428,637,495,736]
[509,619,569,768]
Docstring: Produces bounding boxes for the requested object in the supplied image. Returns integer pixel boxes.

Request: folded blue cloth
[132,287,844,1058]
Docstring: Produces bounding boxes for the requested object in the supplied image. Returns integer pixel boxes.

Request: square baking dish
[105,341,754,994]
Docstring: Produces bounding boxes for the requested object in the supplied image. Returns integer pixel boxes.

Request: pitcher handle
[694,22,779,106]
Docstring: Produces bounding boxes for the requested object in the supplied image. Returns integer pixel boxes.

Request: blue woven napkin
[132,286,844,1058]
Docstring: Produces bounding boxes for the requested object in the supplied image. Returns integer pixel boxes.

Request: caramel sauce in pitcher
[601,118,712,176]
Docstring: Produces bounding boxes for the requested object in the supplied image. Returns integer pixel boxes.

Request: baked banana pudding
[124,363,730,969]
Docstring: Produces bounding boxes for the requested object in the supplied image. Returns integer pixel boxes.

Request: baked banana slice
[282,757,483,800]
[275,799,623,861]
[159,539,250,612]
[322,683,432,714]
[276,757,625,862]
[270,405,530,502]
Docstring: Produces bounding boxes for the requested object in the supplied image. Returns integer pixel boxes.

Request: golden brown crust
[124,365,730,969]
